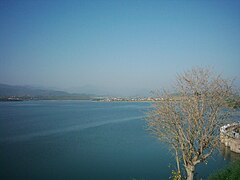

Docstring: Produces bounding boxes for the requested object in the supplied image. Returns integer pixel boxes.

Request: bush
[208,160,240,180]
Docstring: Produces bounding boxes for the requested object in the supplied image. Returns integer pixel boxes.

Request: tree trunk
[186,165,195,180]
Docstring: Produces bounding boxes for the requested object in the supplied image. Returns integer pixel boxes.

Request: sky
[0,0,240,95]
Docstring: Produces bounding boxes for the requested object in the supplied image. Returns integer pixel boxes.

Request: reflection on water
[220,143,240,162]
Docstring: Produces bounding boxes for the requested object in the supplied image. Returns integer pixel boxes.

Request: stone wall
[220,132,240,153]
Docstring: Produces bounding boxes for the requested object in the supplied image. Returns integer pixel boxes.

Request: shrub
[208,160,240,180]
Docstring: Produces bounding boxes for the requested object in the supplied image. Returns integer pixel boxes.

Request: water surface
[0,101,238,179]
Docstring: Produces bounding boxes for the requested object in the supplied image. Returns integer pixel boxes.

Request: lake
[0,101,239,179]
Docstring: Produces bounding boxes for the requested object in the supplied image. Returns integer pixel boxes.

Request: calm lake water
[0,101,239,179]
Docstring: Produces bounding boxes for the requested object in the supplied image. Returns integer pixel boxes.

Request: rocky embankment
[220,123,240,153]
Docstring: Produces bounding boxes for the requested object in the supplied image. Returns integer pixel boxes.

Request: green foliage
[226,97,240,109]
[170,170,182,180]
[208,160,240,180]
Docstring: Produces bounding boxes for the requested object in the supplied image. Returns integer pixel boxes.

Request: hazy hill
[0,84,70,97]
[0,84,92,100]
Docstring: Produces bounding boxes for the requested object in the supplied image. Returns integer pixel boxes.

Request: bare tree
[146,67,234,180]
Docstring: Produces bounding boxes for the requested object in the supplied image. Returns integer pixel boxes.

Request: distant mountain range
[0,83,153,99]
[0,84,92,99]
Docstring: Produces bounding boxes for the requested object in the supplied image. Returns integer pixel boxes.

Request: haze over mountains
[0,84,91,97]
[0,83,151,97]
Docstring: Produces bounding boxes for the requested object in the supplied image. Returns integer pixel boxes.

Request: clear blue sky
[0,0,239,95]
